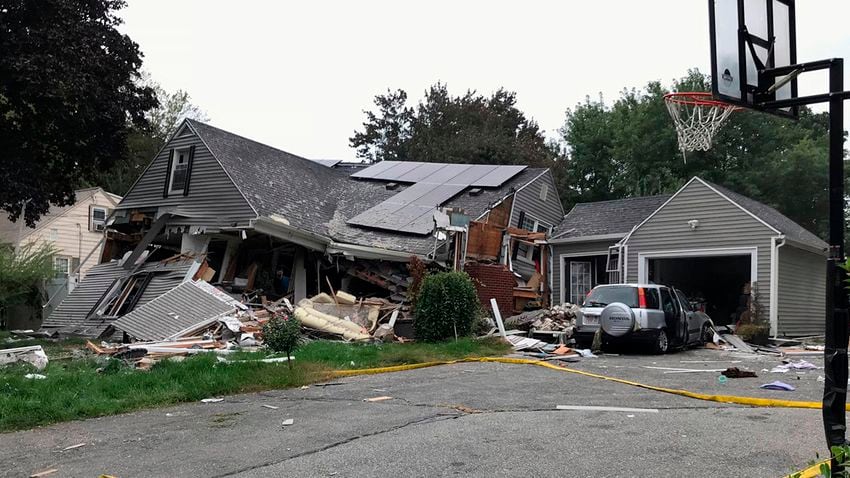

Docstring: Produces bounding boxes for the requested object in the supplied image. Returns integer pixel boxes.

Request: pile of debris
[84,286,403,369]
[504,303,579,336]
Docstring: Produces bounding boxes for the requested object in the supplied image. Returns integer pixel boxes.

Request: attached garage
[623,178,827,337]
[551,177,828,338]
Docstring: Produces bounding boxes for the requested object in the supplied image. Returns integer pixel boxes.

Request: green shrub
[262,313,301,368]
[414,271,479,342]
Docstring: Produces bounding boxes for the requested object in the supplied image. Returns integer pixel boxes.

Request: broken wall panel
[112,280,243,341]
[41,261,125,329]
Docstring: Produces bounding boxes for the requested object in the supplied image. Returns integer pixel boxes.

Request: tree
[0,0,157,225]
[90,75,209,195]
[555,68,831,237]
[0,242,56,328]
[350,83,554,168]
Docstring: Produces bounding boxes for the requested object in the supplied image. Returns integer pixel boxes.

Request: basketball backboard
[709,0,798,117]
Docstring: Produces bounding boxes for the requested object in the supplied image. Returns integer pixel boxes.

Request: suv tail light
[638,287,647,308]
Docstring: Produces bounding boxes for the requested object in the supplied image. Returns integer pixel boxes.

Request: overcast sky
[120,1,850,162]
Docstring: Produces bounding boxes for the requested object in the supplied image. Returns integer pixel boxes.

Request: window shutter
[163,149,174,198]
[88,204,93,231]
[183,145,196,197]
[516,211,526,230]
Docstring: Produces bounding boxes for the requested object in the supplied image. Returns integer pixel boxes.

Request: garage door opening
[648,255,751,326]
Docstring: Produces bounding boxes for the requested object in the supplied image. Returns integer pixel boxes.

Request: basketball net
[664,92,739,161]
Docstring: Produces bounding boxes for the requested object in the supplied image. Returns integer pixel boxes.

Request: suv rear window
[583,286,639,308]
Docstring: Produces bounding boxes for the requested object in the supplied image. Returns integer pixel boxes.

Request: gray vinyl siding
[552,239,619,305]
[117,132,256,227]
[624,179,775,318]
[777,245,826,337]
[510,170,565,280]
[509,170,565,230]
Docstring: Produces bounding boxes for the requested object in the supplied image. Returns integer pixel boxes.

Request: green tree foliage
[556,69,831,237]
[351,83,554,167]
[90,75,209,195]
[414,271,479,342]
[0,242,56,325]
[0,0,157,225]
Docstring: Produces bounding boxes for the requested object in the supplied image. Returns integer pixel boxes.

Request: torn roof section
[123,119,550,257]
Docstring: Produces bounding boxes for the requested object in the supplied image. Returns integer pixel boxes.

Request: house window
[54,256,70,278]
[539,183,549,202]
[569,261,593,304]
[90,207,107,232]
[48,228,58,241]
[169,148,191,193]
[516,215,551,262]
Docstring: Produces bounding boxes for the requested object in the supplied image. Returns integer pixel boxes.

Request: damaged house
[42,119,563,338]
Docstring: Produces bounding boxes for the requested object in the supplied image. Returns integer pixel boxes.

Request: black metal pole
[823,57,849,472]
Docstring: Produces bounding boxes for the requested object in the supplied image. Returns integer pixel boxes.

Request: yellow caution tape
[784,459,829,478]
[332,356,848,411]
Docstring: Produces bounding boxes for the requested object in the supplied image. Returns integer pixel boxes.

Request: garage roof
[551,195,671,240]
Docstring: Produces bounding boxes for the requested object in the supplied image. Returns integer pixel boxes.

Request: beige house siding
[0,189,120,278]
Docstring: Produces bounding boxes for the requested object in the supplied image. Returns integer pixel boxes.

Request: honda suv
[575,284,713,354]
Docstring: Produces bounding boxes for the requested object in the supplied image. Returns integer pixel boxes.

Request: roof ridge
[186,119,317,167]
[572,193,671,207]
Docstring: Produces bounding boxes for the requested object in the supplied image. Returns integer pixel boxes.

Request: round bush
[414,271,479,342]
[262,313,301,364]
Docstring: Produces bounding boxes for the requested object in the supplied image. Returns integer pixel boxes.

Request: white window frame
[54,256,70,278]
[90,206,107,232]
[517,217,552,263]
[169,148,191,194]
[48,228,58,241]
[569,260,593,304]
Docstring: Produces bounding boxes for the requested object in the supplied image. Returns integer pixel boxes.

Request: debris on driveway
[720,367,758,378]
[201,398,224,403]
[281,419,294,426]
[364,396,393,402]
[769,359,819,373]
[760,381,796,391]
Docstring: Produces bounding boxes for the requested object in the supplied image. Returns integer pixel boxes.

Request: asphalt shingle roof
[552,195,671,239]
[187,120,544,255]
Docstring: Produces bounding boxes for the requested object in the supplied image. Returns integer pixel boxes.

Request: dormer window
[169,148,190,193]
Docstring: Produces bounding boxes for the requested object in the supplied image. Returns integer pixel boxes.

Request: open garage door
[647,255,752,326]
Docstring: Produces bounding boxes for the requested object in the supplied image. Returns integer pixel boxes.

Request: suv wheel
[652,329,670,354]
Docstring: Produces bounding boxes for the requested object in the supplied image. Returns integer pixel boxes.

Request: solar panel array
[347,162,527,234]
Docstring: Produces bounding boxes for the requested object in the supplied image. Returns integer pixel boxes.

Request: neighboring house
[0,187,121,280]
[44,119,562,335]
[550,177,827,338]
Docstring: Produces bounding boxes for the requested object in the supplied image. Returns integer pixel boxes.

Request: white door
[569,261,593,304]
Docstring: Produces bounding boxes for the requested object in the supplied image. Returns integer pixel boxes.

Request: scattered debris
[760,381,796,391]
[0,345,49,370]
[719,334,755,354]
[262,404,280,410]
[504,304,579,338]
[24,373,47,380]
[61,443,86,451]
[29,469,59,478]
[364,396,393,402]
[770,360,819,373]
[721,367,758,378]
[201,398,224,403]
[281,419,294,426]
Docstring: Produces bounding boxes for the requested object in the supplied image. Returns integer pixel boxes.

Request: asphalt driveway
[0,348,828,477]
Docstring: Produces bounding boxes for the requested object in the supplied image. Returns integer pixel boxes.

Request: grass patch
[0,337,509,432]
[0,331,88,359]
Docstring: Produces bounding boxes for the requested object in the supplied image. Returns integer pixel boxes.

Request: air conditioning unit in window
[94,223,105,232]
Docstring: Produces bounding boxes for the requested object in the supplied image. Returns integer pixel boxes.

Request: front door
[569,261,593,304]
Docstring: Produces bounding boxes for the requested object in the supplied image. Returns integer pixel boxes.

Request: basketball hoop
[664,92,740,159]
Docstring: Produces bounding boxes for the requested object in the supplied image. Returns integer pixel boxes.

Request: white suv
[575,284,713,354]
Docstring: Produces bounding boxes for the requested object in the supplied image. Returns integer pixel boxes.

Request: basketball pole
[823,57,849,469]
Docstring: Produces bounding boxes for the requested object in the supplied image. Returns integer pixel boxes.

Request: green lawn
[0,337,509,432]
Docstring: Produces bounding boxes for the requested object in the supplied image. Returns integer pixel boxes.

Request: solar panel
[461,165,500,185]
[420,164,472,185]
[394,162,441,183]
[416,183,466,206]
[372,161,421,180]
[475,165,527,187]
[350,160,400,179]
